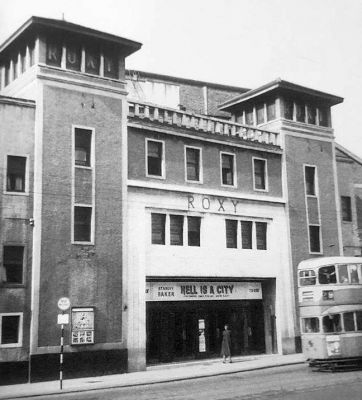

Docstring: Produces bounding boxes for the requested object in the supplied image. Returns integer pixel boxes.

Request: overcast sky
[1,0,361,158]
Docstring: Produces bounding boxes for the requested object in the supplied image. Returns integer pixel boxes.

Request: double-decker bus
[298,256,362,370]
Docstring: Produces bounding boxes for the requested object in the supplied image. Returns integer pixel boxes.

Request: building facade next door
[146,300,265,364]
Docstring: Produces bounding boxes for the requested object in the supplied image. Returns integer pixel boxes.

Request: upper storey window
[44,37,119,79]
[282,97,330,127]
[75,128,92,167]
[220,153,235,186]
[185,146,202,183]
[6,156,26,193]
[304,165,317,196]
[146,139,164,178]
[46,40,62,67]
[66,42,82,71]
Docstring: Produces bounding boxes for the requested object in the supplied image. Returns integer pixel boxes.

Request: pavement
[0,353,306,399]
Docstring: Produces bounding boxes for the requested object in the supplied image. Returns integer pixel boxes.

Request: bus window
[356,311,362,331]
[323,314,342,333]
[343,313,355,331]
[302,317,319,333]
[349,264,359,284]
[319,265,336,284]
[299,270,316,286]
[338,264,349,283]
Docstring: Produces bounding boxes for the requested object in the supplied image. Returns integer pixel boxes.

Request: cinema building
[0,17,362,383]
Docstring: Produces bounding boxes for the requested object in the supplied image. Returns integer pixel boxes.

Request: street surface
[21,364,362,400]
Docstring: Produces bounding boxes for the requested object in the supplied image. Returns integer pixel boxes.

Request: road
[27,364,362,400]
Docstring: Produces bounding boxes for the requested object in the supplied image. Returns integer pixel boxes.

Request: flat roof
[0,16,142,57]
[126,69,250,92]
[219,78,344,111]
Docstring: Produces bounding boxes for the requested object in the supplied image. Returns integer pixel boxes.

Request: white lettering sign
[146,281,262,301]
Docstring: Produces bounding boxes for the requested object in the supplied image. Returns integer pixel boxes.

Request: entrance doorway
[146,300,265,364]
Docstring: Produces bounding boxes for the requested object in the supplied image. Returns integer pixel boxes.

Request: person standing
[221,324,232,363]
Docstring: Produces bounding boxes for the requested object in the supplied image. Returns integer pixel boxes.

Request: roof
[335,143,362,166]
[322,304,362,315]
[0,16,142,57]
[219,78,344,111]
[298,256,362,270]
[126,69,250,92]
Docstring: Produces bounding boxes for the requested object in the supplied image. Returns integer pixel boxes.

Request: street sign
[57,297,70,311]
[57,314,69,325]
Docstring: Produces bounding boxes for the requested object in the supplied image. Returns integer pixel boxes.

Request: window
[66,43,81,71]
[0,314,21,347]
[341,196,352,222]
[188,217,201,246]
[337,264,361,284]
[221,153,235,186]
[185,147,201,182]
[151,213,201,247]
[151,213,166,244]
[75,128,92,167]
[338,264,349,284]
[323,314,342,333]
[103,49,118,79]
[74,206,92,242]
[256,104,265,124]
[307,105,316,125]
[225,220,237,248]
[309,225,321,253]
[253,158,267,191]
[240,221,253,249]
[299,270,316,286]
[305,166,316,196]
[295,102,305,123]
[147,140,164,177]
[256,222,267,250]
[318,107,329,127]
[318,265,336,285]
[356,311,362,331]
[283,98,294,120]
[2,246,24,284]
[46,40,62,67]
[266,100,276,121]
[6,156,26,192]
[170,215,184,246]
[245,107,254,125]
[343,313,355,332]
[302,317,319,333]
[85,46,100,75]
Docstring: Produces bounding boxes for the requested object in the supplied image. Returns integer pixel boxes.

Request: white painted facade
[126,184,296,370]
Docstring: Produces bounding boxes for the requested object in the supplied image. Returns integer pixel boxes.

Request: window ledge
[3,191,29,196]
[0,284,25,289]
[75,165,93,170]
[146,174,166,180]
[0,343,22,348]
[72,241,95,246]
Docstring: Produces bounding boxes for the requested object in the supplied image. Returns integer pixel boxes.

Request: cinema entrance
[146,281,272,364]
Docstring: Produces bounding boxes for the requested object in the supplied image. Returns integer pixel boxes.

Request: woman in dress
[221,324,232,363]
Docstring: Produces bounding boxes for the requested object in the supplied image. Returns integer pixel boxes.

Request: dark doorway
[146,300,265,364]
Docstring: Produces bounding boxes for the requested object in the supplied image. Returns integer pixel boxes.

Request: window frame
[252,157,268,192]
[0,313,23,348]
[341,196,352,222]
[309,224,322,254]
[184,145,203,183]
[4,154,29,195]
[73,125,95,170]
[1,245,25,286]
[146,138,165,179]
[304,165,318,197]
[220,151,237,187]
[72,204,94,245]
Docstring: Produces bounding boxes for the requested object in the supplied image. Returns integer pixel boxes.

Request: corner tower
[0,17,141,381]
[220,79,344,350]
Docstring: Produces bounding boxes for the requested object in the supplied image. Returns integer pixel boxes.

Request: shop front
[146,281,270,364]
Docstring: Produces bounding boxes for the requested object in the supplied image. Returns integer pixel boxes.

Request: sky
[0,0,361,158]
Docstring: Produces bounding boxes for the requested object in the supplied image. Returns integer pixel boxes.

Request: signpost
[57,297,70,390]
